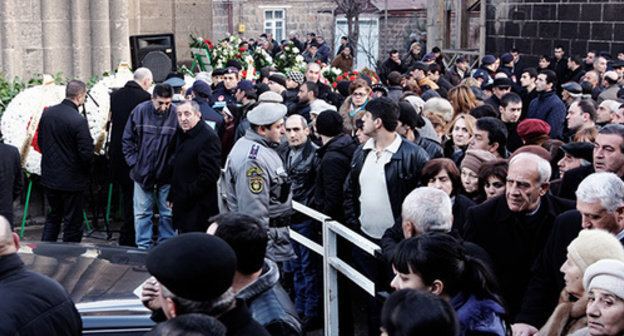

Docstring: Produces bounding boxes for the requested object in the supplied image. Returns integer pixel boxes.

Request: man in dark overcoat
[463,152,575,320]
[38,80,94,242]
[168,100,221,233]
[109,67,152,246]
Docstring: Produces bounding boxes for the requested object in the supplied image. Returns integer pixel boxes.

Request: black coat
[313,134,357,223]
[109,81,151,185]
[169,122,221,233]
[557,165,594,200]
[344,137,430,232]
[515,210,583,327]
[0,253,82,335]
[0,142,23,226]
[463,194,576,319]
[38,99,94,191]
[452,194,475,236]
[220,299,270,336]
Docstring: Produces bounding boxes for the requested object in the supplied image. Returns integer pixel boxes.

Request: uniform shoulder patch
[248,144,260,159]
[247,166,264,194]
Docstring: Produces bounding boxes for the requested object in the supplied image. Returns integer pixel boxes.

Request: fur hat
[460,149,497,173]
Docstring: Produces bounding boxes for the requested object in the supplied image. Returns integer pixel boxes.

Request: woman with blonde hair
[442,114,477,166]
[448,85,481,117]
[402,42,422,70]
[338,78,372,136]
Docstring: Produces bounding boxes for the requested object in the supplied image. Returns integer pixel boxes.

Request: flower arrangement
[253,46,273,72]
[274,41,307,74]
[320,65,343,88]
[189,34,214,50]
[360,67,380,84]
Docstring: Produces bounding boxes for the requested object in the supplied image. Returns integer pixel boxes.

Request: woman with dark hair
[478,159,508,202]
[391,233,509,336]
[421,158,476,235]
[381,289,460,336]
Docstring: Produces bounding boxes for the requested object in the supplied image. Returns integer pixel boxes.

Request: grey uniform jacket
[224,129,295,262]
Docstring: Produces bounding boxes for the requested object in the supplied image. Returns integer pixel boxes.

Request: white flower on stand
[295,55,304,62]
[293,47,300,54]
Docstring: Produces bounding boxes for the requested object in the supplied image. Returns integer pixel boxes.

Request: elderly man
[109,68,152,246]
[0,216,82,335]
[224,102,294,263]
[596,99,619,126]
[513,172,624,335]
[598,71,620,103]
[558,124,624,200]
[168,100,221,233]
[557,142,594,178]
[38,80,94,242]
[122,83,177,249]
[463,153,575,319]
[141,233,270,335]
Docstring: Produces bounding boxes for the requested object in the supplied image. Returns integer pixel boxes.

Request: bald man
[0,216,82,335]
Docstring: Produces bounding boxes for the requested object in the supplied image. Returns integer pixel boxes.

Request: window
[264,9,285,42]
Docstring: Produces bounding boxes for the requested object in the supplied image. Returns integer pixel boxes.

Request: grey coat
[224,129,295,262]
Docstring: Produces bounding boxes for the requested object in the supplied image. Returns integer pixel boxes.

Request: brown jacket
[338,96,367,136]
[537,290,588,336]
[331,53,353,73]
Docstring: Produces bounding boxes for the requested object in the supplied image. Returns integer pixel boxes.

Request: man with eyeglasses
[122,83,178,249]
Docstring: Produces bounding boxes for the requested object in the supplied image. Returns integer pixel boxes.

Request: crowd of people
[4,30,624,335]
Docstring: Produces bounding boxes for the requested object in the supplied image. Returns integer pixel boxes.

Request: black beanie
[315,110,344,137]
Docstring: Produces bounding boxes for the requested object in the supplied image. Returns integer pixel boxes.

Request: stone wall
[213,0,335,52]
[0,0,213,81]
[486,0,622,66]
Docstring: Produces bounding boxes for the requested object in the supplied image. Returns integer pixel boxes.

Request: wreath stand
[190,47,212,72]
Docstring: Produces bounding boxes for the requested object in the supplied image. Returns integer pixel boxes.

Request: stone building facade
[486,0,623,65]
[0,0,214,81]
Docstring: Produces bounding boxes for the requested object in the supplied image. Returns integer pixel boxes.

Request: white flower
[281,55,286,60]
[293,47,300,54]
[295,55,304,62]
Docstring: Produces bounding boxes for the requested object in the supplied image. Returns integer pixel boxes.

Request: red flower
[239,47,247,52]
[242,70,247,77]
[237,53,242,58]
[353,71,359,75]
[204,39,211,44]
[332,82,338,88]
[337,75,343,81]
[316,61,322,64]
[349,76,356,81]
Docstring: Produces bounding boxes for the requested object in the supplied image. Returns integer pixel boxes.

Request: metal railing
[289,201,382,336]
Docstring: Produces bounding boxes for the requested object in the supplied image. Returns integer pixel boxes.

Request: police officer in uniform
[224,102,295,263]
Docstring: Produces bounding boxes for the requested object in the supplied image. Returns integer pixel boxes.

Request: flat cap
[481,54,496,65]
[236,79,254,92]
[409,62,429,72]
[146,233,236,301]
[258,91,283,103]
[421,53,436,62]
[501,53,514,64]
[268,73,287,88]
[493,77,513,88]
[164,77,185,88]
[192,79,212,96]
[560,142,594,162]
[456,56,468,64]
[247,102,287,125]
[562,82,583,94]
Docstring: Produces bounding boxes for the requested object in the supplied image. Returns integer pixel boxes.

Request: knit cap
[460,149,497,173]
[567,229,624,273]
[287,71,305,85]
[583,259,624,299]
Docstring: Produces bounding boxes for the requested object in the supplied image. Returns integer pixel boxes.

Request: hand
[166,201,173,209]
[512,323,538,336]
[141,276,162,312]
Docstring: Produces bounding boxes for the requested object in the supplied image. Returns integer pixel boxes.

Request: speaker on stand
[129,33,177,82]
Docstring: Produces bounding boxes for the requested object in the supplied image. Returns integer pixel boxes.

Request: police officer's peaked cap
[146,233,236,301]
[247,103,286,125]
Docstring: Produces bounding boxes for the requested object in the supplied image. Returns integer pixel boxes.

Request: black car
[19,242,155,335]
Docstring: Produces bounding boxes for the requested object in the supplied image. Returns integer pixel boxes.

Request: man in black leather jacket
[343,97,429,335]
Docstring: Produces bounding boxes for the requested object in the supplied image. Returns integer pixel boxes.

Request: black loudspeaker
[130,33,177,82]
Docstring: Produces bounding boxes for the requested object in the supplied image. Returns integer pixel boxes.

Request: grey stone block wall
[486,0,623,66]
